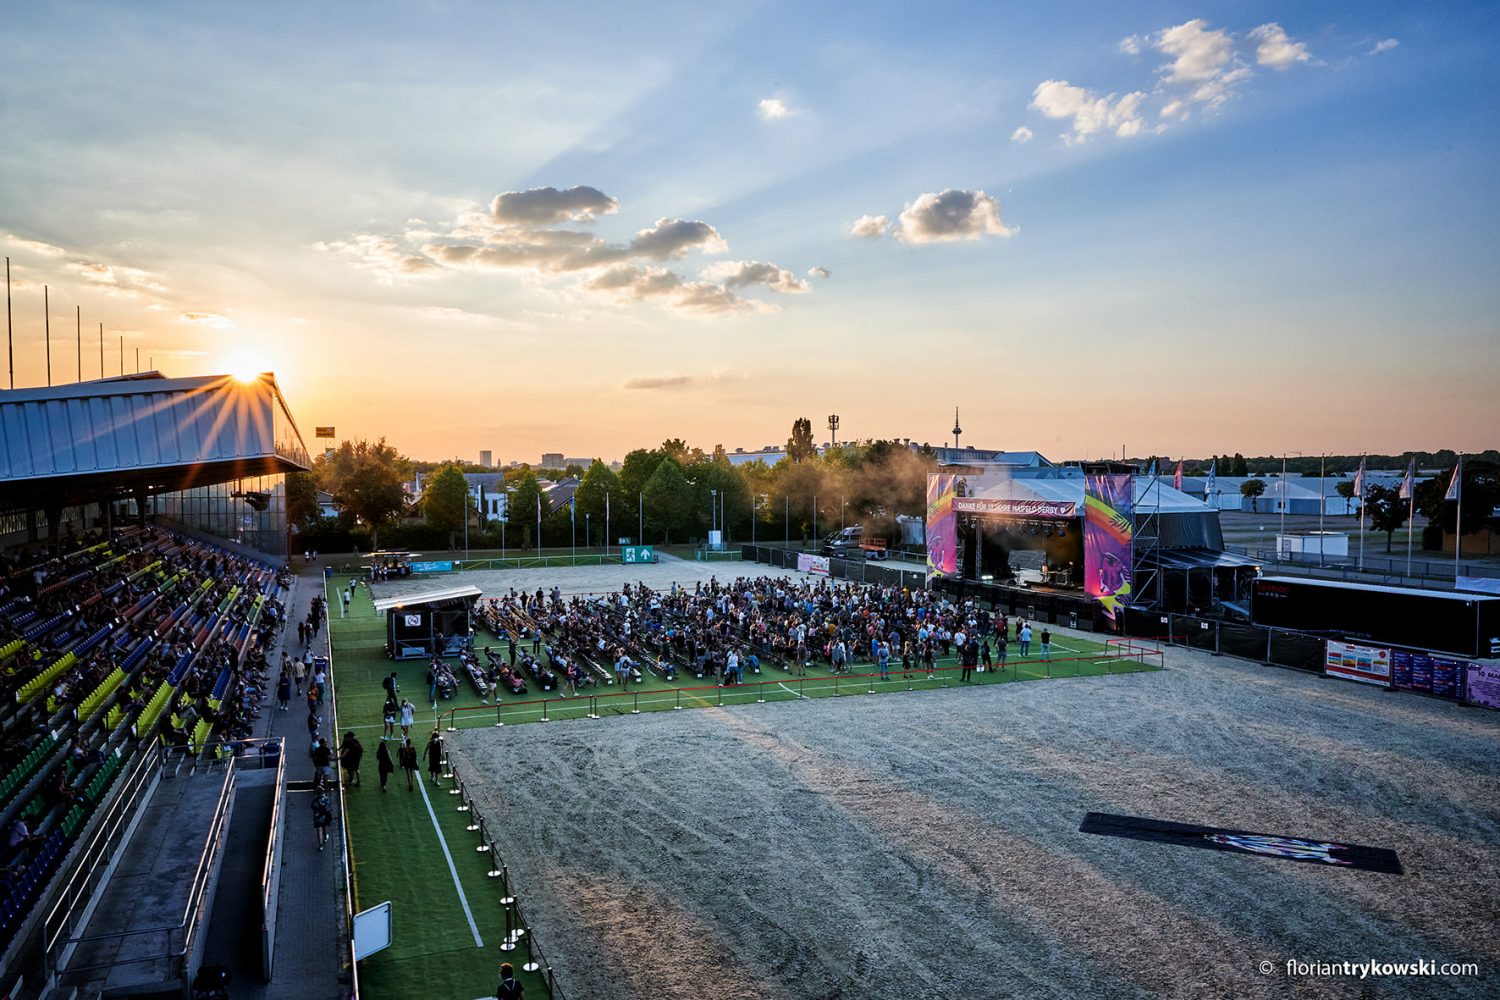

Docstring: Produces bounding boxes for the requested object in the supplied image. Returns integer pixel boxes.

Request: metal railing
[260,737,287,980]
[51,752,236,984]
[42,742,163,977]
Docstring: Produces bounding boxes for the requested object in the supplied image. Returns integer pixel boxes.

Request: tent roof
[965,474,1211,515]
[372,585,483,613]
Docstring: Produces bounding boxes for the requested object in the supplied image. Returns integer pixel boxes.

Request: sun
[223,349,269,384]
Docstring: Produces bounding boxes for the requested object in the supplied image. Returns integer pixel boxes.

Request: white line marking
[777,682,805,699]
[416,772,484,948]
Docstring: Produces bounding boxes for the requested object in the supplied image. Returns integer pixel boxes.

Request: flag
[1445,457,1462,501]
[1353,457,1365,499]
[1399,458,1415,500]
[570,496,576,523]
[1147,459,1158,477]
[1173,461,1183,491]
[1206,459,1216,495]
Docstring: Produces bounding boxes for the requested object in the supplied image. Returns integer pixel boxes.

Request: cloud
[1249,23,1310,70]
[757,97,794,120]
[1370,38,1398,55]
[489,186,619,224]
[180,311,234,329]
[627,218,727,259]
[1119,35,1142,56]
[1030,80,1147,141]
[625,374,699,390]
[316,234,441,280]
[1161,99,1189,120]
[850,214,889,239]
[4,234,67,258]
[808,266,831,279]
[703,260,809,294]
[895,189,1015,244]
[1010,125,1034,143]
[1155,19,1234,83]
[585,264,760,314]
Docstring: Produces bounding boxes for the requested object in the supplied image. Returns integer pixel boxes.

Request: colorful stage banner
[953,497,1077,518]
[1465,663,1500,711]
[1083,473,1133,620]
[925,474,960,581]
[1324,640,1392,688]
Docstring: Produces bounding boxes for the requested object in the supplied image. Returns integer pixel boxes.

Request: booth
[372,585,482,660]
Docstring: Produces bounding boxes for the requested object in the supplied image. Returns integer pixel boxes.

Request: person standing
[960,639,975,683]
[342,587,352,618]
[425,730,445,783]
[398,738,418,791]
[311,776,333,851]
[996,632,1009,673]
[1019,623,1032,657]
[1040,627,1052,660]
[399,698,415,739]
[877,641,891,681]
[496,962,525,999]
[382,693,398,739]
[382,670,399,700]
[292,657,306,696]
[276,671,291,712]
[340,732,364,787]
[376,739,394,792]
[311,738,334,783]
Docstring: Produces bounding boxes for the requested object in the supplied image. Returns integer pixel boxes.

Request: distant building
[479,450,492,468]
[540,452,564,468]
[562,457,593,469]
[462,473,510,521]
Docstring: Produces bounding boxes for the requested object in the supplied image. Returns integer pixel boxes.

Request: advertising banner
[1393,650,1468,700]
[1465,663,1500,711]
[925,474,959,581]
[1083,473,1134,620]
[952,497,1077,518]
[796,553,830,576]
[409,560,455,574]
[1324,640,1392,688]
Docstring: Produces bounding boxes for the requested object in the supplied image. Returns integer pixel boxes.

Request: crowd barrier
[442,646,1163,732]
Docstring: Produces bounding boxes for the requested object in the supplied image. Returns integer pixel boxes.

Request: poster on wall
[1324,640,1392,688]
[1465,663,1500,711]
[796,553,830,576]
[1083,473,1134,620]
[925,474,959,582]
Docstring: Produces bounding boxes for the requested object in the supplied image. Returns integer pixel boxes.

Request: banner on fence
[1324,640,1392,688]
[796,553,830,576]
[1083,472,1134,621]
[1465,663,1500,710]
[925,474,960,581]
[1392,650,1467,700]
[409,560,455,573]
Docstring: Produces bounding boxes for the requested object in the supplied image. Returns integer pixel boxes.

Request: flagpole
[4,257,11,389]
[1404,458,1414,580]
[1318,453,1326,568]
[1357,454,1366,573]
[1453,455,1463,582]
[606,491,611,562]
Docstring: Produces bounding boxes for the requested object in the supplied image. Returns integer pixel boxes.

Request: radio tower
[952,407,962,449]
[827,413,840,447]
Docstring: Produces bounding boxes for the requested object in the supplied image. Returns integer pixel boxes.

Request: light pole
[710,488,718,544]
[1279,452,1302,561]
[1317,454,1326,568]
[841,496,846,530]
[784,496,789,548]
[586,512,591,552]
[638,490,644,546]
[812,493,817,550]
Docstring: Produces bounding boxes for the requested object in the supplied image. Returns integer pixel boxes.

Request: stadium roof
[0,372,311,510]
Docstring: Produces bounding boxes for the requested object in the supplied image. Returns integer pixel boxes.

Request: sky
[1,1,1496,464]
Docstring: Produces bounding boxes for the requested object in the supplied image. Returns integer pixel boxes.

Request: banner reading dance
[1083,472,1134,620]
[925,473,959,581]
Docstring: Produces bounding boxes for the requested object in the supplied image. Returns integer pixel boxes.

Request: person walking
[382,671,400,699]
[877,641,891,681]
[1019,623,1032,657]
[960,639,975,683]
[425,730,445,783]
[340,732,364,787]
[376,739,394,792]
[292,657,306,696]
[382,693,398,739]
[311,776,333,851]
[341,587,351,618]
[924,640,936,679]
[398,738,419,791]
[901,639,913,680]
[399,698,416,739]
[1040,627,1052,660]
[276,671,291,712]
[496,962,525,999]
[996,633,1009,674]
[311,737,334,783]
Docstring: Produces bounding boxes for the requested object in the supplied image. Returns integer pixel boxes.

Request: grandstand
[0,372,311,997]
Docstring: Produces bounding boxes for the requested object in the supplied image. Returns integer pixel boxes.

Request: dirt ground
[452,643,1499,1000]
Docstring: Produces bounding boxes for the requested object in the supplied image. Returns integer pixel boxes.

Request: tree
[1364,484,1408,553]
[618,448,664,539]
[1240,478,1266,512]
[508,472,545,550]
[285,472,320,530]
[1232,453,1248,477]
[574,460,621,546]
[641,458,691,543]
[1334,480,1356,515]
[1415,460,1500,543]
[422,464,469,549]
[786,418,816,463]
[318,438,410,550]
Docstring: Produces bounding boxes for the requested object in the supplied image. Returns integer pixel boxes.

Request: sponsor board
[1465,663,1500,711]
[796,553,830,576]
[1324,640,1391,688]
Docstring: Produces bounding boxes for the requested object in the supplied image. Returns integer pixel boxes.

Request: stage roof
[372,586,483,613]
[961,474,1211,515]
[0,372,311,510]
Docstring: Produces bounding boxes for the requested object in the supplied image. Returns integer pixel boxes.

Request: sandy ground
[451,644,1500,1000]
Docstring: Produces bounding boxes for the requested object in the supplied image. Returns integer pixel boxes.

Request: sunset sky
[1,2,1496,463]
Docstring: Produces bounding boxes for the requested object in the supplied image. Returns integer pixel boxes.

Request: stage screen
[1083,472,1134,620]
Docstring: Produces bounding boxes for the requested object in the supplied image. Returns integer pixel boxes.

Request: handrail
[42,742,162,970]
[325,574,361,1000]
[260,738,286,917]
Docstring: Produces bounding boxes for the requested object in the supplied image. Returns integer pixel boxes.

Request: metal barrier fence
[440,754,566,999]
[741,545,929,591]
[260,738,287,981]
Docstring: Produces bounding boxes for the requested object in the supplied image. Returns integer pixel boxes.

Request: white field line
[416,771,484,948]
[777,682,806,699]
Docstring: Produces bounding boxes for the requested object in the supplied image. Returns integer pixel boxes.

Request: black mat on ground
[1079,812,1403,874]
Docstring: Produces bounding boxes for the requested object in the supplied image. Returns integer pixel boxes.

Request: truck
[820,526,888,560]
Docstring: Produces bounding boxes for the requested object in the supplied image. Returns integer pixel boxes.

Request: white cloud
[1119,35,1142,56]
[180,311,234,329]
[1155,19,1234,84]
[850,214,889,239]
[4,234,67,258]
[1030,80,1146,142]
[628,218,728,259]
[1249,23,1310,70]
[757,97,793,121]
[490,186,618,224]
[895,189,1015,244]
[1370,38,1399,55]
[703,260,809,294]
[808,266,831,279]
[1161,99,1189,120]
[1010,125,1034,143]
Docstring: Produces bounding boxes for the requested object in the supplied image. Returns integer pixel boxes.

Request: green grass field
[328,575,1158,999]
